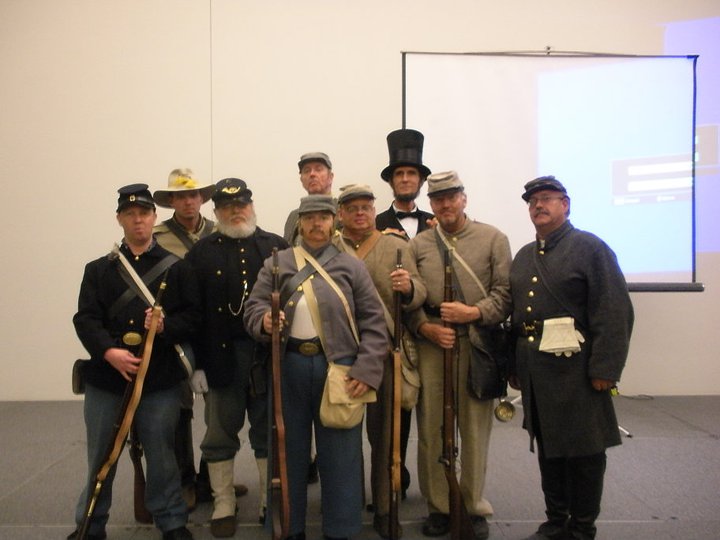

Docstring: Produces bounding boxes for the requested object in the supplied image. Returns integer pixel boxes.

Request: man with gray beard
[185,178,288,537]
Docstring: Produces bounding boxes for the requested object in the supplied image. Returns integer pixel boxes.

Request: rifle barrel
[270,248,290,539]
[388,249,403,539]
[441,249,475,540]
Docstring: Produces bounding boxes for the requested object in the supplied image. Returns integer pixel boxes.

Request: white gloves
[190,369,209,394]
[539,317,585,357]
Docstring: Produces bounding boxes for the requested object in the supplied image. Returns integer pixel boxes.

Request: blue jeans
[281,352,363,538]
[74,383,187,535]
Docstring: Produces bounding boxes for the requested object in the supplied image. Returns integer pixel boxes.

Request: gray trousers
[200,337,268,462]
[416,335,495,517]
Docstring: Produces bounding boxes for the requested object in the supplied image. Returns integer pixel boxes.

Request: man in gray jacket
[245,194,388,540]
[508,175,634,540]
[409,171,512,540]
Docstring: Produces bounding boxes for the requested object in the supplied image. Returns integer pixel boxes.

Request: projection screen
[403,52,699,291]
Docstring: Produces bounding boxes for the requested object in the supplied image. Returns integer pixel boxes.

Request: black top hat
[117,183,155,212]
[380,129,432,182]
[212,178,253,205]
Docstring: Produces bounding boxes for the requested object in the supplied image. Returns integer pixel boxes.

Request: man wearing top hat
[376,129,435,240]
[283,152,336,245]
[376,128,434,501]
[153,168,222,510]
[70,184,201,540]
[184,178,288,537]
[333,183,427,538]
[508,176,633,540]
[408,171,512,540]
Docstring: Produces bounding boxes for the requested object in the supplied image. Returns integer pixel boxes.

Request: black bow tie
[396,210,421,219]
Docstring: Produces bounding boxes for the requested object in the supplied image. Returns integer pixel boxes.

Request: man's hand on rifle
[419,322,456,349]
[144,307,164,333]
[262,310,286,334]
[390,268,412,296]
[440,301,481,324]
[104,347,142,382]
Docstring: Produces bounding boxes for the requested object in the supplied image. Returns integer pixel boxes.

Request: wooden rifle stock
[270,248,290,540]
[388,249,403,540]
[76,275,168,540]
[441,249,475,540]
[129,425,152,523]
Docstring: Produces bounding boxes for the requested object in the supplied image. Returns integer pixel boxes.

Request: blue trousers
[281,352,363,538]
[74,383,187,535]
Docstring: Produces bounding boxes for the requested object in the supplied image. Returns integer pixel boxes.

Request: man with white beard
[185,178,288,537]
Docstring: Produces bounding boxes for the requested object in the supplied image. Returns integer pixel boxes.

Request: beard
[217,213,257,239]
[394,189,421,203]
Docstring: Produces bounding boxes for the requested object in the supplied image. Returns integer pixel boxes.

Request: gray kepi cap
[297,152,332,172]
[426,170,464,198]
[297,194,337,215]
[337,183,375,205]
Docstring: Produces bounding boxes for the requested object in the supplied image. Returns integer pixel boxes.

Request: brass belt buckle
[122,332,143,346]
[298,341,320,356]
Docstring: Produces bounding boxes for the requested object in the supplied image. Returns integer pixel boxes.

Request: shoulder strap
[532,246,586,330]
[109,246,178,317]
[353,230,382,260]
[295,245,360,346]
[200,218,214,238]
[280,245,340,307]
[109,245,194,376]
[434,227,488,300]
[163,218,196,252]
[338,233,396,337]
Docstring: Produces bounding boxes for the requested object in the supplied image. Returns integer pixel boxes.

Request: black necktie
[396,210,421,219]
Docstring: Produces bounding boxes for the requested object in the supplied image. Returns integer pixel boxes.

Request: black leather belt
[517,320,543,337]
[286,337,323,356]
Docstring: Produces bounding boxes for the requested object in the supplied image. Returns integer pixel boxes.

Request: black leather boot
[566,452,606,540]
[536,451,570,538]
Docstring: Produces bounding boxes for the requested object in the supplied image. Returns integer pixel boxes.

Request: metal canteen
[494,399,515,422]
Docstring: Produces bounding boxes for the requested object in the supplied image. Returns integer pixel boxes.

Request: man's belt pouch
[72,359,89,395]
[467,324,510,401]
[320,362,377,429]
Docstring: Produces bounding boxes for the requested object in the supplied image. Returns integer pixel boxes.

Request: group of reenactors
[69,129,634,540]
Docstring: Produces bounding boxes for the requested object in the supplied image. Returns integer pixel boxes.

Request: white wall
[1,0,718,400]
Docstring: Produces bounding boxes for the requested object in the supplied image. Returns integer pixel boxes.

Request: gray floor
[1,395,719,540]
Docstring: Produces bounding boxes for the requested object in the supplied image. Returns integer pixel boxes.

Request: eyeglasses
[343,204,374,214]
[527,195,566,207]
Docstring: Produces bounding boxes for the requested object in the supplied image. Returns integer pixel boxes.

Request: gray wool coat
[510,220,634,458]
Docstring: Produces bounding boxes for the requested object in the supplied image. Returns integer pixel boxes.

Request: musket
[441,249,475,540]
[270,248,290,540]
[388,249,403,540]
[128,425,152,523]
[76,274,168,540]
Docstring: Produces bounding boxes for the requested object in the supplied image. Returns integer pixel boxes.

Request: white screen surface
[404,53,697,286]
